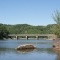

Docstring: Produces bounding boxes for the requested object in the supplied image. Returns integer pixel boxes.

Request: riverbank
[53,38,60,51]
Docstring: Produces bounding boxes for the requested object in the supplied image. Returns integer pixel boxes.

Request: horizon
[0,0,60,25]
[0,23,56,26]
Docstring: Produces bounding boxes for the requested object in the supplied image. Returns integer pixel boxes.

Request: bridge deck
[8,34,56,36]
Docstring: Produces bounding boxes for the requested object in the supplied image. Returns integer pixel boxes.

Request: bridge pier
[16,36,18,40]
[36,36,39,40]
[26,36,28,40]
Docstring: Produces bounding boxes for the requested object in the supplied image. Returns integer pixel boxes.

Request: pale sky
[0,0,60,26]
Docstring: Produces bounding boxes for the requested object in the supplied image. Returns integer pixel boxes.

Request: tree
[0,24,9,39]
[52,10,60,37]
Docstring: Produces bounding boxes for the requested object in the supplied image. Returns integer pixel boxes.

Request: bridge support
[36,36,38,40]
[16,36,18,40]
[26,36,28,40]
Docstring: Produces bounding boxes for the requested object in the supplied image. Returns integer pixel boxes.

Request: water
[0,39,59,60]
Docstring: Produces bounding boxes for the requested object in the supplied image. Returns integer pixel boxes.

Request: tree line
[0,24,9,39]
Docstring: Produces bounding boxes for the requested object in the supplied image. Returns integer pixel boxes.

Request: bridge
[8,34,57,40]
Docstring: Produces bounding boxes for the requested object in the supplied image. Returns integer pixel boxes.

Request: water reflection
[16,48,56,55]
[16,48,35,53]
[0,48,16,55]
[53,48,60,60]
[0,48,55,54]
[56,53,60,60]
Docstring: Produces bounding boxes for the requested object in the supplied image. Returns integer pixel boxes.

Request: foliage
[52,10,60,37]
[53,10,60,24]
[5,24,53,34]
[0,24,9,39]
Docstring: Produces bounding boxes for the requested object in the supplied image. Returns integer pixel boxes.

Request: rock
[52,45,56,47]
[16,44,36,50]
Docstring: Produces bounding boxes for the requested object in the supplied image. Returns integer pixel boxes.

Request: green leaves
[52,10,60,37]
[0,24,9,39]
[53,10,60,24]
[5,24,53,34]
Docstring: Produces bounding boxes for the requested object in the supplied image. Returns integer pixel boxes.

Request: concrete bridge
[8,34,57,40]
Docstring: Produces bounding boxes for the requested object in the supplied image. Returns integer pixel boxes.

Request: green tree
[0,24,9,39]
[52,10,60,37]
[4,24,54,34]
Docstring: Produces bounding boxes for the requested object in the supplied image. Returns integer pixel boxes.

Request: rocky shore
[53,38,60,51]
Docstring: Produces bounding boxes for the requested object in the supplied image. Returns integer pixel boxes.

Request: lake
[0,39,60,60]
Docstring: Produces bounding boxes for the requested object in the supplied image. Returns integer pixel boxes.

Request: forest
[5,24,54,34]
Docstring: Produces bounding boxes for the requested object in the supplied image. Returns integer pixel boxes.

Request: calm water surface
[0,39,59,60]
